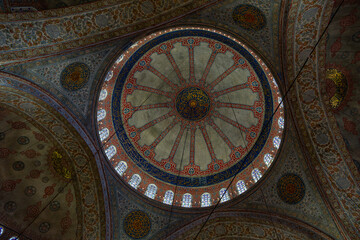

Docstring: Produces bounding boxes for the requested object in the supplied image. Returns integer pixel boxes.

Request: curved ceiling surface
[96,26,285,208]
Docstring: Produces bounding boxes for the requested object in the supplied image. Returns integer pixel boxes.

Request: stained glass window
[219,188,230,203]
[273,136,281,149]
[236,180,247,194]
[105,145,116,159]
[99,89,108,101]
[99,128,109,142]
[9,237,18,240]
[278,97,284,108]
[201,193,211,207]
[129,174,141,189]
[182,193,192,208]
[145,184,157,199]
[278,117,284,129]
[0,226,3,236]
[115,161,127,176]
[264,153,273,167]
[252,168,262,182]
[163,190,174,205]
[97,109,106,121]
[105,71,113,82]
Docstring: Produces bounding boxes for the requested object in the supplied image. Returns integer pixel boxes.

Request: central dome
[175,87,211,120]
[96,27,285,208]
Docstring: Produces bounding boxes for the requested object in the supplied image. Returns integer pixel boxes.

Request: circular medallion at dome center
[176,87,210,120]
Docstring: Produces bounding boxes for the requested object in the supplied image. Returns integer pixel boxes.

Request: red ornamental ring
[97,26,285,207]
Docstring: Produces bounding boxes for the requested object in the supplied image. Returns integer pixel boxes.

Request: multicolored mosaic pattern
[97,27,284,207]
[123,210,151,239]
[176,87,211,121]
[232,5,266,31]
[277,173,305,204]
[60,62,90,91]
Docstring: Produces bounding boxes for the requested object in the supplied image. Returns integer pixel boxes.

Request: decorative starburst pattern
[97,27,285,207]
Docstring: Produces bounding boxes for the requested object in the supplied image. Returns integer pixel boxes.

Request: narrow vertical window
[264,153,273,167]
[163,190,174,205]
[278,117,284,129]
[99,128,109,142]
[115,161,127,176]
[201,193,211,207]
[97,109,106,121]
[236,180,247,194]
[252,168,262,182]
[219,188,230,202]
[273,136,281,149]
[105,71,113,82]
[182,193,192,208]
[129,174,141,189]
[0,226,3,236]
[145,184,157,199]
[105,145,116,159]
[278,97,284,108]
[99,89,108,101]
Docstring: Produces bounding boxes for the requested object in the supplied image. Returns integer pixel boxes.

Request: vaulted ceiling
[0,0,359,239]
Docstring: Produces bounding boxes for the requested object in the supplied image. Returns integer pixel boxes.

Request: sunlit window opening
[105,145,116,159]
[99,89,108,101]
[252,168,262,182]
[163,190,174,205]
[99,128,109,142]
[182,193,192,208]
[278,116,284,129]
[273,136,281,149]
[145,184,157,199]
[201,192,211,207]
[264,153,273,167]
[219,188,230,203]
[236,180,247,194]
[115,161,127,176]
[97,109,106,121]
[129,174,141,189]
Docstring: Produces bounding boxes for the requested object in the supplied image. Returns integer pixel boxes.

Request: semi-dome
[96,26,285,208]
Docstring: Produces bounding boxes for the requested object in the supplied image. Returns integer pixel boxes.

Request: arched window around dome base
[252,168,262,182]
[182,193,192,208]
[236,180,247,194]
[201,192,211,207]
[163,190,174,205]
[219,188,230,203]
[115,161,127,176]
[129,174,141,189]
[145,184,157,199]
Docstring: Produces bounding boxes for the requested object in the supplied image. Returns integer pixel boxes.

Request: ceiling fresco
[97,26,284,208]
[323,1,360,173]
[2,41,123,129]
[285,0,360,239]
[178,0,282,73]
[0,0,358,239]
[0,0,98,13]
[163,211,334,240]
[0,0,217,63]
[0,83,107,240]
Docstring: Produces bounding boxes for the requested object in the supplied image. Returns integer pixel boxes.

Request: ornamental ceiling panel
[177,0,282,73]
[96,26,285,208]
[162,211,334,240]
[285,0,360,239]
[323,1,360,174]
[3,42,121,125]
[0,84,107,240]
[232,121,342,239]
[0,0,217,63]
